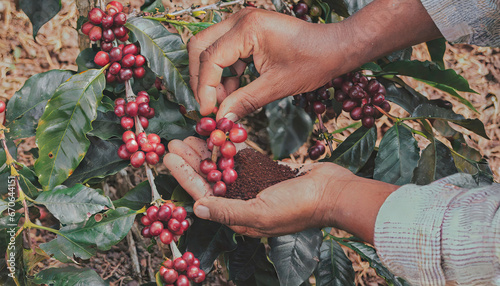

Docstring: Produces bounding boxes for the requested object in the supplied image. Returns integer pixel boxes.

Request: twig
[316,114,334,154]
[126,232,142,283]
[146,166,162,203]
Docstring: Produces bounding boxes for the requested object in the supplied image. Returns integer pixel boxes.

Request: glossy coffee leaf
[268,229,322,286]
[335,239,410,286]
[326,126,377,173]
[411,103,488,138]
[88,111,122,140]
[314,239,355,286]
[126,17,199,111]
[40,207,136,263]
[373,124,419,185]
[227,237,262,281]
[34,69,106,191]
[266,97,313,159]
[360,62,382,73]
[18,166,41,198]
[141,0,165,12]
[6,70,74,139]
[147,96,194,140]
[33,266,106,286]
[19,0,61,38]
[35,184,112,225]
[412,140,458,185]
[379,77,428,114]
[184,219,237,272]
[426,38,446,70]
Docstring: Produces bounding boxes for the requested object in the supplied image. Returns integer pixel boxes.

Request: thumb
[216,75,282,121]
[194,196,264,227]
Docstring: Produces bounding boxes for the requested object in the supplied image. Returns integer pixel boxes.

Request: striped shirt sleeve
[374,173,500,285]
[420,0,500,47]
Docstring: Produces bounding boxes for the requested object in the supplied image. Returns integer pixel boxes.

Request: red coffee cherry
[125,139,139,153]
[293,2,309,17]
[228,127,247,143]
[195,123,211,136]
[117,144,131,160]
[137,132,147,144]
[117,34,129,42]
[139,116,149,129]
[145,107,155,119]
[155,144,166,157]
[342,99,358,112]
[217,157,234,170]
[350,107,363,120]
[313,101,326,114]
[120,116,134,129]
[171,207,187,221]
[141,226,151,238]
[176,275,189,286]
[113,12,127,26]
[381,101,391,112]
[167,218,181,232]
[133,67,146,79]
[109,62,121,75]
[88,8,105,25]
[162,268,178,284]
[121,54,136,67]
[210,130,226,146]
[123,44,139,55]
[149,221,164,236]
[135,55,146,67]
[102,28,115,42]
[213,181,227,196]
[125,102,138,117]
[334,90,348,102]
[198,117,217,133]
[94,51,110,67]
[182,252,195,266]
[158,204,172,221]
[88,26,102,42]
[101,14,114,28]
[180,219,190,232]
[216,118,234,133]
[207,170,222,182]
[122,131,135,143]
[145,152,159,165]
[193,270,206,283]
[199,159,217,175]
[362,116,375,128]
[136,94,150,104]
[114,104,125,117]
[372,93,385,106]
[119,68,133,81]
[174,258,188,272]
[187,266,201,280]
[115,98,126,106]
[148,133,161,144]
[159,229,173,244]
[159,266,168,277]
[191,258,200,268]
[138,102,151,116]
[81,22,94,35]
[220,141,236,158]
[106,1,123,13]
[146,205,159,221]
[113,26,128,38]
[140,215,152,226]
[140,141,155,153]
[109,47,123,62]
[130,151,145,168]
[222,168,237,184]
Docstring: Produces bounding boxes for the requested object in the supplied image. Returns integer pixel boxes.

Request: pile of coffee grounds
[225,148,299,200]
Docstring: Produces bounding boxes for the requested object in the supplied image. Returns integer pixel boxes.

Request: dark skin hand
[165,0,442,244]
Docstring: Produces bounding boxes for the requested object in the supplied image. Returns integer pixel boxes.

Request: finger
[184,137,211,159]
[221,77,240,100]
[197,27,256,116]
[163,153,212,200]
[215,82,228,107]
[167,139,203,173]
[193,196,266,228]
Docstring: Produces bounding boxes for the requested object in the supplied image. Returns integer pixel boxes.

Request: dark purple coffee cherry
[362,116,375,128]
[381,101,391,112]
[293,2,309,17]
[334,90,348,102]
[372,93,385,106]
[367,79,381,95]
[342,99,358,112]
[350,107,363,120]
[362,105,375,117]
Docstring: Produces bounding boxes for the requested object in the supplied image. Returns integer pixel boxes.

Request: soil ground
[1,0,499,285]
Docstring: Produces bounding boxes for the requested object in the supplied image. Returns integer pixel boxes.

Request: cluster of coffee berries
[292,86,331,117]
[332,71,390,129]
[308,140,326,160]
[82,2,129,44]
[160,252,206,285]
[195,117,248,197]
[141,203,190,244]
[293,0,322,22]
[96,43,147,83]
[114,91,155,130]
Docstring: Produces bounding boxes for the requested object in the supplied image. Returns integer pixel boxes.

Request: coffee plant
[0,0,493,285]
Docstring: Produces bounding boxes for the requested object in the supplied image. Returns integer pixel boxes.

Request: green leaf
[426,38,446,69]
[227,237,262,281]
[163,20,213,36]
[113,174,178,210]
[334,239,410,286]
[184,219,237,272]
[360,62,382,72]
[76,48,99,72]
[379,77,428,114]
[314,239,355,286]
[35,184,112,225]
[420,79,478,112]
[0,200,7,214]
[411,103,488,138]
[34,69,106,191]
[18,166,41,198]
[141,0,165,12]
[265,97,313,159]
[19,0,61,38]
[382,60,478,100]
[125,17,199,112]
[63,137,128,187]
[40,207,136,263]
[6,70,74,140]
[88,111,122,140]
[147,96,194,140]
[268,229,322,286]
[412,140,458,185]
[325,126,377,173]
[34,266,107,286]
[373,124,419,185]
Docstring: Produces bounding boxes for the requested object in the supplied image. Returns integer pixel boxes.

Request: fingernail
[194,205,210,219]
[224,112,239,122]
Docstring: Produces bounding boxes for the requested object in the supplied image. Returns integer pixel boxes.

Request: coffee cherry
[173,258,188,272]
[118,34,129,42]
[213,181,227,196]
[217,157,234,170]
[137,102,150,117]
[136,93,150,104]
[348,85,365,100]
[114,104,125,117]
[135,55,146,67]
[210,130,226,146]
[140,215,152,226]
[137,132,147,144]
[81,22,94,35]
[206,138,214,151]
[309,146,323,160]
[293,2,309,17]
[334,90,348,102]
[94,51,110,67]
[149,221,164,236]
[117,68,132,81]
[115,98,126,106]
[168,218,181,232]
[125,102,138,117]
[163,259,174,269]
[88,8,105,25]
[228,127,247,143]
[139,116,149,129]
[123,44,139,55]
[121,54,136,67]
[102,28,115,42]
[377,84,387,95]
[180,219,190,231]
[317,88,330,100]
[187,266,201,280]
[109,47,123,62]
[146,205,159,221]
[107,7,118,17]
[159,229,173,244]
[198,117,217,133]
[216,118,234,133]
[342,99,358,112]
[341,81,353,94]
[372,93,385,106]
[130,151,145,168]
[146,152,160,165]
[141,226,151,238]
[133,67,146,79]
[155,77,163,90]
[88,26,102,41]
[113,26,128,38]
[109,62,121,75]
[381,101,391,112]
[106,1,123,13]
[140,141,155,153]
[117,144,132,160]
[121,116,134,129]
[313,101,326,114]
[113,12,127,26]
[362,116,375,128]
[350,107,363,120]
[193,270,206,283]
[299,14,312,22]
[222,168,237,184]
[367,79,381,95]
[200,159,217,175]
[207,170,222,182]
[309,4,322,17]
[158,205,172,221]
[176,275,189,286]
[125,139,139,153]
[172,207,187,221]
[220,141,236,158]
[159,266,168,277]
[162,268,178,284]
[195,123,211,136]
[155,144,166,157]
[146,133,160,144]
[362,105,375,117]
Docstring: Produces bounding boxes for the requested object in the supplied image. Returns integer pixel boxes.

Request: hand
[188,8,352,120]
[163,136,356,237]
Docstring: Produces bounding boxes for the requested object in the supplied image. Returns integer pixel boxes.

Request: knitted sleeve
[420,0,500,47]
[374,173,500,285]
